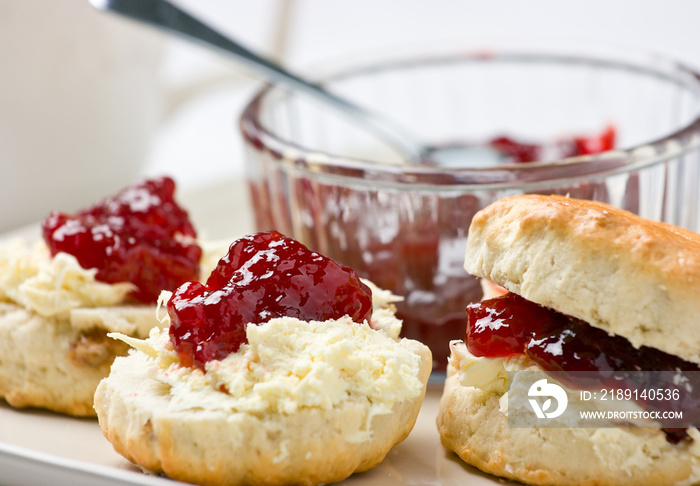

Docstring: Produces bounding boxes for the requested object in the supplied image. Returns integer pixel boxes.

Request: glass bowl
[239,41,700,372]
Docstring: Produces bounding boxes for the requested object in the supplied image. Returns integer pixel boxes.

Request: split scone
[95,231,432,486]
[437,194,700,486]
[0,177,214,416]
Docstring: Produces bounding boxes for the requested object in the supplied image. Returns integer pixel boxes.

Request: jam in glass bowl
[240,41,700,373]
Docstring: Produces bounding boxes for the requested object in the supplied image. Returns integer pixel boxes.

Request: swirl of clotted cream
[360,279,403,340]
[0,239,133,318]
[112,287,421,437]
[0,238,232,320]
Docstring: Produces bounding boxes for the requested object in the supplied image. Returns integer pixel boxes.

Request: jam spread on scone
[167,231,373,369]
[467,292,700,443]
[0,176,207,417]
[41,176,201,303]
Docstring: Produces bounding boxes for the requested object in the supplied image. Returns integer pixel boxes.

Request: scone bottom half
[438,194,700,486]
[95,230,432,486]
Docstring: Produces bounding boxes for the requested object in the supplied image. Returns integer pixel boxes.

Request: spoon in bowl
[90,0,429,163]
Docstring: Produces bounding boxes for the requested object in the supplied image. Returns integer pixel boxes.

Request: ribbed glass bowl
[240,41,700,372]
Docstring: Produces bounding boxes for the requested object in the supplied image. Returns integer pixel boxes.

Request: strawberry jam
[466,292,568,357]
[489,125,616,163]
[42,177,201,303]
[167,231,373,369]
[466,292,700,443]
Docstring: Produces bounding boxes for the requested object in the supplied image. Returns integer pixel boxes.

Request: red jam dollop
[466,292,700,443]
[41,177,201,303]
[167,231,373,370]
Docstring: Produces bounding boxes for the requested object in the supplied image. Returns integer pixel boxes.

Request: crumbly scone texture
[94,342,432,486]
[0,302,158,416]
[464,194,700,364]
[437,364,700,486]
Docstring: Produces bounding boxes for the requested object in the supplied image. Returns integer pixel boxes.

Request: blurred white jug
[0,0,165,232]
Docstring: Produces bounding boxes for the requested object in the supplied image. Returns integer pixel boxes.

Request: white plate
[0,178,502,485]
[0,386,503,486]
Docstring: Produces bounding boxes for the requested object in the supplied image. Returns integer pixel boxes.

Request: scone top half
[465,194,700,364]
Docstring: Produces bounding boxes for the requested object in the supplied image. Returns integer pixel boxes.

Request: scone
[95,231,432,486]
[0,177,210,416]
[437,194,700,486]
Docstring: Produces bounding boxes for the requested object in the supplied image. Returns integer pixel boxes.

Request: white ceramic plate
[0,178,502,485]
[0,386,504,486]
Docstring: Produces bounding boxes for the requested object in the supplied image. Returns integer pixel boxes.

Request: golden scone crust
[437,364,700,486]
[0,302,158,416]
[464,194,700,364]
[95,344,432,486]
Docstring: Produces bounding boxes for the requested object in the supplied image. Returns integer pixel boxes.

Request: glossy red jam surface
[41,177,201,303]
[466,292,700,443]
[167,231,373,369]
[466,292,568,357]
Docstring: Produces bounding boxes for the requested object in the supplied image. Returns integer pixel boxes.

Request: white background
[145,0,700,189]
